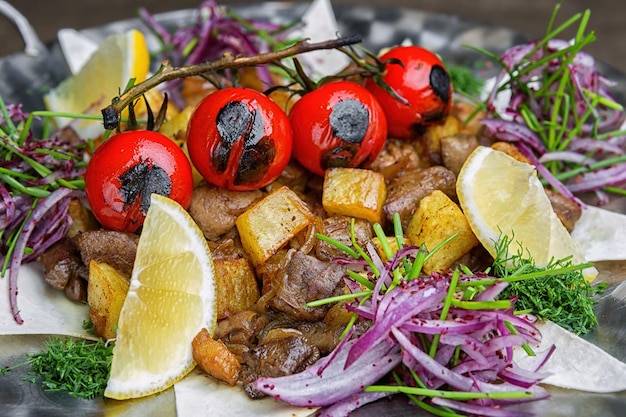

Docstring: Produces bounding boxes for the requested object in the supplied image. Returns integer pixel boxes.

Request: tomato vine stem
[101,35,363,130]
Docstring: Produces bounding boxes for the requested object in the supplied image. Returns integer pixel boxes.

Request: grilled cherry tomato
[186,87,293,191]
[84,130,194,233]
[365,45,452,139]
[289,81,387,176]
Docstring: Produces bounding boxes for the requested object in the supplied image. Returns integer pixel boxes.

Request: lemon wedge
[44,29,150,139]
[104,194,217,400]
[457,146,597,281]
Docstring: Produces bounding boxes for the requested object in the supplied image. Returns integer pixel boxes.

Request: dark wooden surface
[2,0,625,73]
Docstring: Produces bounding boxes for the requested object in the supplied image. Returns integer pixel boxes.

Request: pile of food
[1,0,623,416]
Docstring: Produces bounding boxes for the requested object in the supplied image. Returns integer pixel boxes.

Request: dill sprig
[491,235,607,335]
[448,65,485,97]
[1,337,114,400]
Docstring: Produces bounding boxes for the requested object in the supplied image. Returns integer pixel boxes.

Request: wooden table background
[1,0,625,73]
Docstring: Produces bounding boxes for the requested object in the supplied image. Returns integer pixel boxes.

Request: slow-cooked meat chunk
[545,189,583,232]
[440,133,479,175]
[73,230,139,277]
[64,274,88,302]
[294,321,346,355]
[383,165,457,228]
[214,310,272,347]
[370,138,421,180]
[240,334,320,399]
[38,238,86,291]
[269,249,346,321]
[315,216,373,261]
[188,183,264,241]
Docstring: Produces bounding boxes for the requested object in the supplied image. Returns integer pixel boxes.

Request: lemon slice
[457,146,597,281]
[104,194,217,400]
[44,29,150,139]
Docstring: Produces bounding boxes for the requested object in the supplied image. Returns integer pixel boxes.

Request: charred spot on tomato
[330,100,369,144]
[236,137,277,185]
[212,100,264,174]
[322,144,359,169]
[409,123,428,139]
[118,161,172,214]
[429,65,451,103]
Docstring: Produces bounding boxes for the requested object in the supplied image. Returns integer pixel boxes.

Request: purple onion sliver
[431,397,534,417]
[314,391,393,417]
[8,187,75,324]
[566,162,626,193]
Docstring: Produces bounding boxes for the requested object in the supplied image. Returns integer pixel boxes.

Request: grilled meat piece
[241,334,320,399]
[370,138,421,181]
[188,183,264,241]
[440,133,479,175]
[269,249,346,321]
[383,165,457,228]
[214,310,272,347]
[294,321,346,355]
[546,189,583,232]
[73,230,139,278]
[38,238,87,291]
[64,274,88,302]
[315,215,373,261]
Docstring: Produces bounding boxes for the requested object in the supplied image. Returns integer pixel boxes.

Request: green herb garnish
[492,235,607,334]
[1,337,114,400]
[448,65,485,97]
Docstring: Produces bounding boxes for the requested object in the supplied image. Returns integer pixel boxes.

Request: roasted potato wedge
[214,256,260,320]
[322,168,387,225]
[406,190,479,274]
[87,260,130,340]
[192,328,241,386]
[236,186,315,266]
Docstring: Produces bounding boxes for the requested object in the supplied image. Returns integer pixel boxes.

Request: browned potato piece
[214,257,260,320]
[419,115,461,166]
[87,260,130,340]
[322,168,387,225]
[371,236,412,263]
[491,142,531,164]
[67,199,98,237]
[192,328,241,386]
[406,190,479,274]
[236,186,314,266]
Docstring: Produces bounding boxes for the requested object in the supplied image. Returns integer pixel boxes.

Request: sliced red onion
[481,119,547,154]
[538,151,597,165]
[401,317,490,335]
[314,391,392,417]
[255,255,551,416]
[139,0,299,107]
[482,36,626,202]
[566,162,626,193]
[253,337,401,407]
[345,282,449,368]
[431,397,534,417]
[7,187,76,324]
